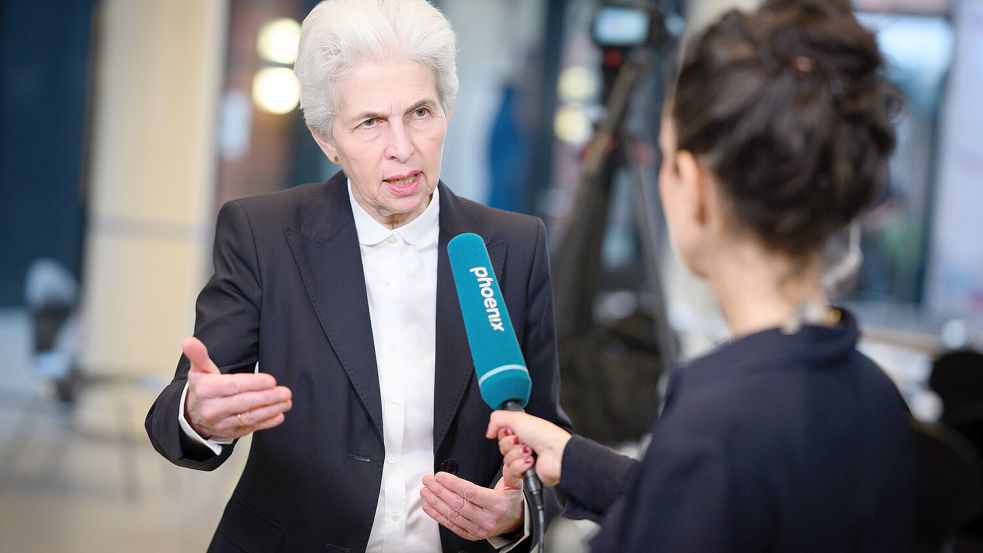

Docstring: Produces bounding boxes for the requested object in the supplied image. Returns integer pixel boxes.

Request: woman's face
[313,58,450,227]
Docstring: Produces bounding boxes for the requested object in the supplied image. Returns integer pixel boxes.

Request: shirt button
[386,235,397,245]
[390,511,401,521]
[388,400,401,410]
[385,281,394,290]
[387,455,396,464]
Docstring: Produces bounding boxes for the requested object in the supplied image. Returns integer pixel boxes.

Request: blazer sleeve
[145,199,263,470]
[557,435,641,522]
[588,438,755,552]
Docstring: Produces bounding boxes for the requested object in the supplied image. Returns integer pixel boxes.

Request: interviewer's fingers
[505,455,535,485]
[500,445,531,489]
[502,441,532,467]
[498,433,524,457]
[487,411,559,454]
[486,411,524,439]
[486,410,571,487]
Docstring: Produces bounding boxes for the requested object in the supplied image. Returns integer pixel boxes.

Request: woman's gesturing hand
[183,336,292,440]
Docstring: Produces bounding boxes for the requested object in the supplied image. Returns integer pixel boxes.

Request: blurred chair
[24,258,81,402]
[943,406,983,549]
[929,348,983,548]
[17,259,145,502]
[930,349,983,426]
[913,419,983,553]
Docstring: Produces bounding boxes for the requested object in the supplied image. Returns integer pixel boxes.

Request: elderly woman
[145,1,569,552]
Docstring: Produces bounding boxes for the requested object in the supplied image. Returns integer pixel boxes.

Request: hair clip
[793,55,815,78]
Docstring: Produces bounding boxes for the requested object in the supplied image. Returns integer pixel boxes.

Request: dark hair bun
[671,2,898,256]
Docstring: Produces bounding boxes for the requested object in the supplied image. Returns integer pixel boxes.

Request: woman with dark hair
[488,3,913,552]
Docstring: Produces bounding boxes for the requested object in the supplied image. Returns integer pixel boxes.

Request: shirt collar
[347,179,440,247]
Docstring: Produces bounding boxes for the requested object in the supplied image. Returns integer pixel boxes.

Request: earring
[332,156,340,164]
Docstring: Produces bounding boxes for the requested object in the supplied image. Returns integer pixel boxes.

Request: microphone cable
[504,400,546,552]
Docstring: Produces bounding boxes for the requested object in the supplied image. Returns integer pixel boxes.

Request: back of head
[294,0,459,136]
[671,1,897,257]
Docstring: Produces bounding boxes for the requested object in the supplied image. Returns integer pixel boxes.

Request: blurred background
[1,0,982,551]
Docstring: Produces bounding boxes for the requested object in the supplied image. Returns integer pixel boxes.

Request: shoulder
[659,338,911,461]
[224,182,330,227]
[443,187,546,244]
[218,178,351,237]
[850,350,912,437]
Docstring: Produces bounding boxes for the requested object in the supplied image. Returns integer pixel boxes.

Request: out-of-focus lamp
[554,105,592,144]
[253,18,301,114]
[558,66,597,103]
[252,67,300,114]
[257,18,301,65]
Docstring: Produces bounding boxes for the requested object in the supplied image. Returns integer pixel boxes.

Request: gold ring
[236,413,244,426]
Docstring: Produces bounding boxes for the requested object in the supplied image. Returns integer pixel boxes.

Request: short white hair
[294,0,459,137]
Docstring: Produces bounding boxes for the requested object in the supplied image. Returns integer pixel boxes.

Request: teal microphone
[448,232,532,410]
[448,232,547,549]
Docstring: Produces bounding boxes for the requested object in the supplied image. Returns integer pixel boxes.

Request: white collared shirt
[349,182,441,553]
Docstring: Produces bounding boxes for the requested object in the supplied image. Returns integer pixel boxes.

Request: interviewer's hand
[183,336,292,440]
[486,411,572,487]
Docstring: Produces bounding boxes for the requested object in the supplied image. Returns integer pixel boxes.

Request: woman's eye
[414,107,430,117]
[360,118,377,128]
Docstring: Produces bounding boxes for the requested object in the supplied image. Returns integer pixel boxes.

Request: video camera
[591,1,668,50]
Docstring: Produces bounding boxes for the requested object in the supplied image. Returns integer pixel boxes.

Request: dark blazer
[557,309,915,552]
[145,172,569,553]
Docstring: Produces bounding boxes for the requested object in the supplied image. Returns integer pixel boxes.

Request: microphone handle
[502,400,546,551]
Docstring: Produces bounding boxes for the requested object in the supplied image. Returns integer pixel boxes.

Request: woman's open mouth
[384,172,422,196]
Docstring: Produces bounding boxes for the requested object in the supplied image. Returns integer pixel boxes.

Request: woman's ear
[309,127,338,161]
[679,149,729,240]
[675,149,707,227]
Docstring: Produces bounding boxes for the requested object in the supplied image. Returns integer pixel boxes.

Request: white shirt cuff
[178,381,232,456]
[487,497,531,551]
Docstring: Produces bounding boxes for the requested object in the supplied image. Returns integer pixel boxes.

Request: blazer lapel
[285,173,383,439]
[433,184,506,452]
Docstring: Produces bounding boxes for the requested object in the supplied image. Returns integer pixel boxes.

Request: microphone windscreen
[448,233,531,409]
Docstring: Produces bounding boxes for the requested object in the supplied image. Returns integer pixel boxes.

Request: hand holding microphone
[487,411,571,488]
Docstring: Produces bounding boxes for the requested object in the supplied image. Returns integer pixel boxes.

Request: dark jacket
[145,172,569,552]
[559,309,914,552]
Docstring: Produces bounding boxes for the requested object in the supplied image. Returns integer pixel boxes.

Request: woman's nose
[386,122,415,162]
